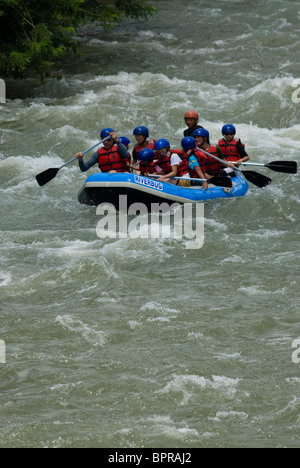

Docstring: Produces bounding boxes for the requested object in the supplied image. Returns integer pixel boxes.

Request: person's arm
[159,165,179,181]
[216,146,224,159]
[116,140,129,159]
[228,141,250,167]
[236,140,250,163]
[76,151,99,172]
[158,154,181,181]
[132,147,138,164]
[189,155,208,189]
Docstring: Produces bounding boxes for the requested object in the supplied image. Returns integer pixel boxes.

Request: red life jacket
[139,161,157,176]
[217,138,245,162]
[185,149,208,178]
[98,144,127,172]
[204,145,223,175]
[133,139,156,158]
[157,151,189,176]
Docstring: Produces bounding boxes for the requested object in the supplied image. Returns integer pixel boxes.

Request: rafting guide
[95,195,205,250]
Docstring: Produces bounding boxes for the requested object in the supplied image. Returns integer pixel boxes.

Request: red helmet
[184,110,199,122]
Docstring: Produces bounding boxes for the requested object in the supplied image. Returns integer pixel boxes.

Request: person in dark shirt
[183,110,203,137]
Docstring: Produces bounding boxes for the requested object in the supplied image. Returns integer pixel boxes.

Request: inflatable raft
[77,172,249,208]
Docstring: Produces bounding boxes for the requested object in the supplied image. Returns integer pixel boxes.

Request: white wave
[137,31,177,41]
[55,314,106,346]
[145,415,199,440]
[238,285,286,296]
[49,381,84,392]
[3,71,299,165]
[0,271,12,287]
[221,255,247,264]
[140,301,181,317]
[41,239,101,259]
[158,374,240,404]
[187,331,204,341]
[213,410,248,422]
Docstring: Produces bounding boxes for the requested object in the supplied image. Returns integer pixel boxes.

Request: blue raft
[77,172,249,208]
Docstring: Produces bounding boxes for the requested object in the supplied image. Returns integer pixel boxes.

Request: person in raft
[192,128,224,177]
[75,128,129,173]
[119,136,132,166]
[155,139,191,187]
[128,148,162,176]
[183,110,203,137]
[218,124,250,168]
[181,136,208,190]
[132,126,157,164]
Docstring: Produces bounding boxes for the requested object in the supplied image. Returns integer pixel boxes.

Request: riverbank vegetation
[0,0,156,80]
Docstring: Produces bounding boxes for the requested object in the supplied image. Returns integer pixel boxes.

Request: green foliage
[0,0,156,79]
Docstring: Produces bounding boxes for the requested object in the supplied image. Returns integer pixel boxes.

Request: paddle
[196,147,272,188]
[240,160,297,174]
[35,136,111,186]
[149,174,232,188]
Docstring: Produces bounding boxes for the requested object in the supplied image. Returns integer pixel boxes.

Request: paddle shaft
[196,146,237,170]
[195,146,272,188]
[58,136,111,170]
[149,173,232,188]
[195,152,296,174]
[150,174,209,183]
[240,162,266,168]
[36,135,112,186]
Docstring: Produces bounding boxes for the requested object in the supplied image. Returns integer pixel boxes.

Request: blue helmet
[154,139,170,151]
[133,126,149,137]
[193,128,210,141]
[100,127,114,139]
[181,136,196,152]
[119,136,130,146]
[222,124,236,135]
[138,148,154,163]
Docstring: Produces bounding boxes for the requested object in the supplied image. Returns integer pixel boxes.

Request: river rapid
[0,0,300,448]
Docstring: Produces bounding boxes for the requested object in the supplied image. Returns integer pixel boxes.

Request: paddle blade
[210,176,232,188]
[266,161,297,174]
[36,167,60,186]
[242,170,271,188]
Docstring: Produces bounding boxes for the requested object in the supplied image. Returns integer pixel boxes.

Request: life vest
[185,149,208,178]
[98,144,127,172]
[157,151,189,176]
[139,161,157,176]
[218,138,245,162]
[204,145,223,175]
[133,139,156,158]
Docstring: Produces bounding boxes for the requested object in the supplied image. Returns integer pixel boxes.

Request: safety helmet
[138,148,154,163]
[133,126,149,137]
[193,128,210,141]
[222,124,236,135]
[100,127,114,139]
[184,111,199,121]
[119,136,130,146]
[181,137,196,152]
[154,139,170,151]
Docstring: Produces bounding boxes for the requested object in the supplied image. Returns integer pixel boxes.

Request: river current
[0,0,300,448]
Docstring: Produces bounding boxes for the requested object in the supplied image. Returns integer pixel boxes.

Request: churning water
[0,0,300,447]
